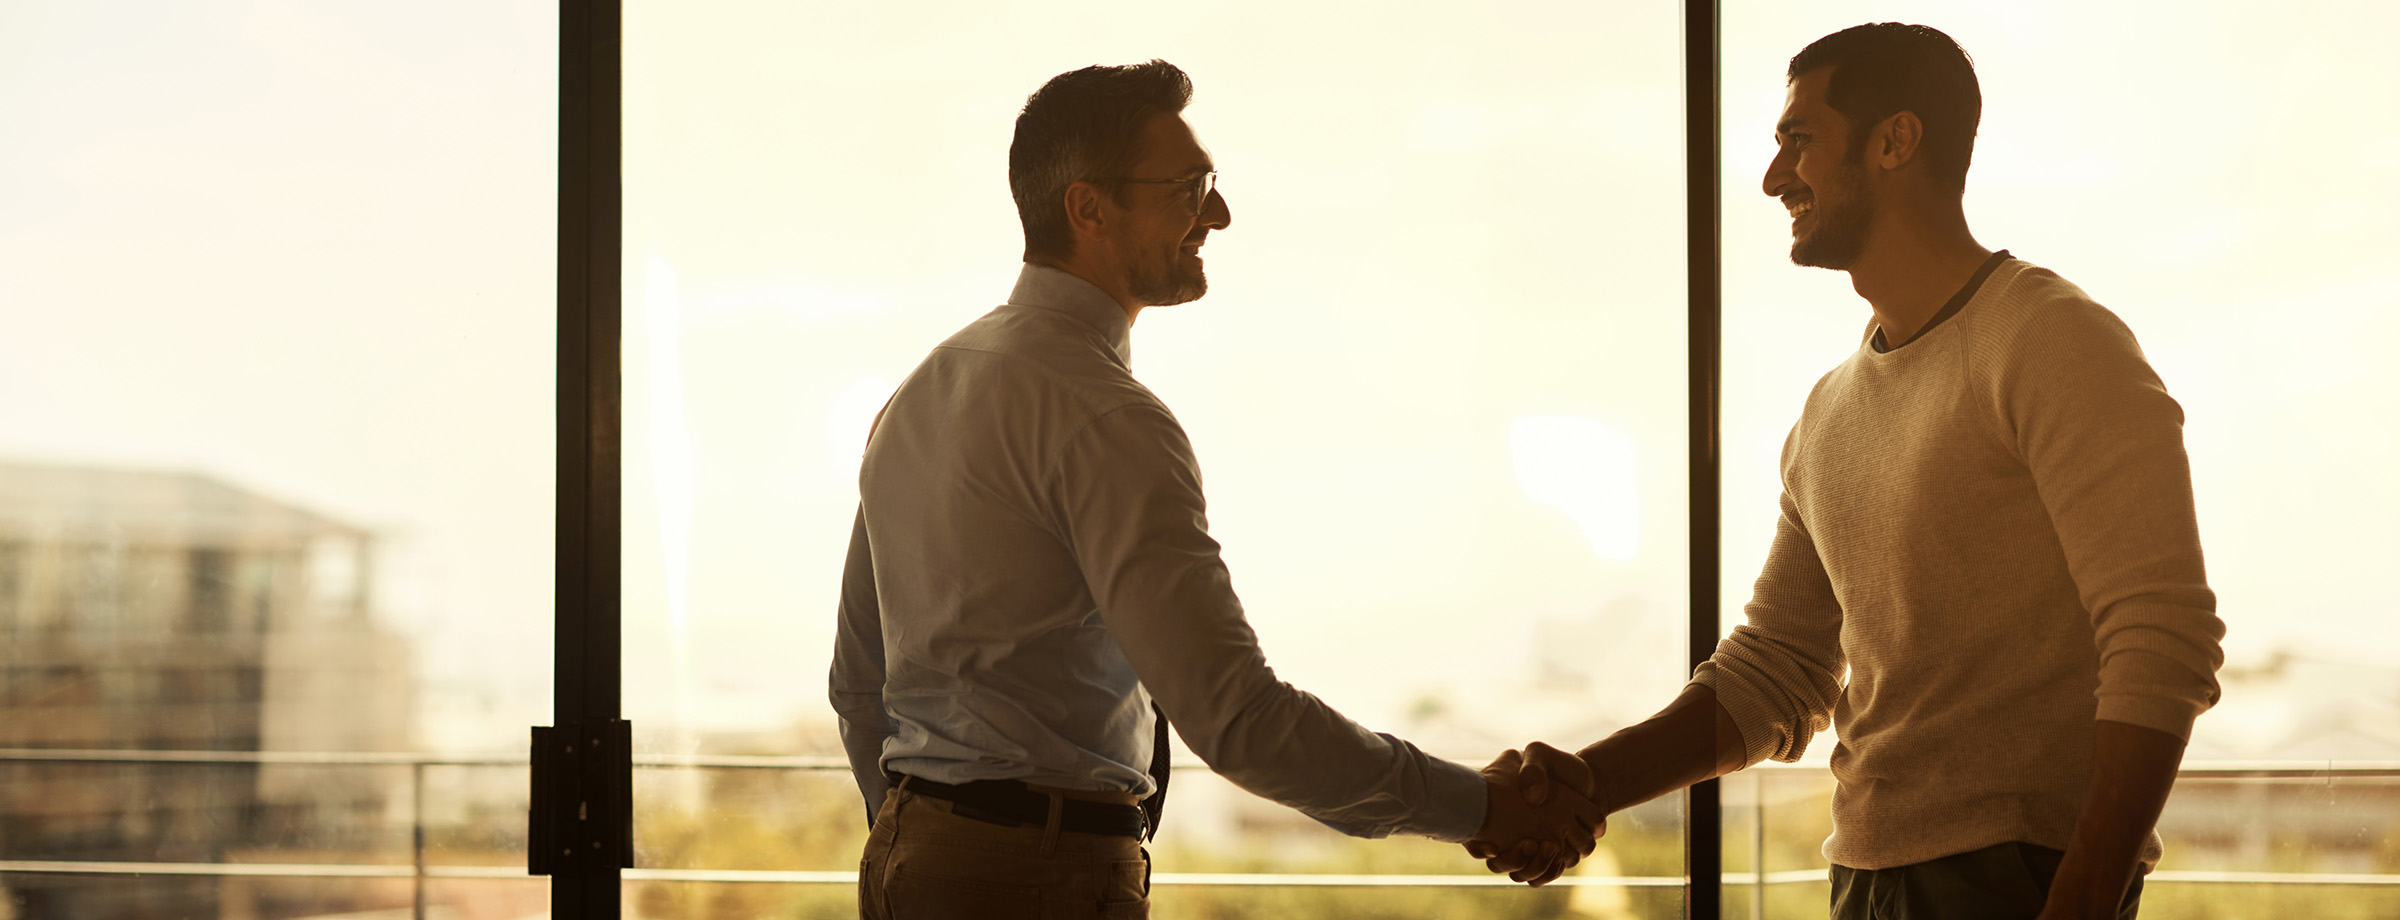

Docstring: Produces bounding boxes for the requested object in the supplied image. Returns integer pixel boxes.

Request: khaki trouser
[857,785,1151,919]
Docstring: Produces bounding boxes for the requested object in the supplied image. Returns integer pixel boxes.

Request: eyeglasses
[1095,171,1217,214]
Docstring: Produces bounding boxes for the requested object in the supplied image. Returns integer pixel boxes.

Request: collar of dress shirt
[1007,263,1133,367]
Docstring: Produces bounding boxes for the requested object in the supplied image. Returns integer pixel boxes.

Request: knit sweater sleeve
[1693,486,1848,767]
[1979,289,2225,740]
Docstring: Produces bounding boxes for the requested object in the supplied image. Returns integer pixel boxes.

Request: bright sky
[3,1,2393,754]
[0,0,557,750]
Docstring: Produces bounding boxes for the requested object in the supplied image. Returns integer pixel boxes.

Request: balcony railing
[2,749,2394,914]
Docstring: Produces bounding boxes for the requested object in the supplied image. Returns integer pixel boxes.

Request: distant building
[0,461,414,920]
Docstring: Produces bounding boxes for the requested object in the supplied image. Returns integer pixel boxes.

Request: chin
[1138,268,1209,307]
[1789,234,1861,271]
[1154,280,1207,307]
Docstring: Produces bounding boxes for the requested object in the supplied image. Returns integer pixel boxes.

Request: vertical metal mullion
[1683,0,1724,917]
[557,0,623,737]
[545,0,626,916]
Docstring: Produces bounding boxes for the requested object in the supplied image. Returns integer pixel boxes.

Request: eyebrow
[1181,142,1216,176]
[1776,117,1808,135]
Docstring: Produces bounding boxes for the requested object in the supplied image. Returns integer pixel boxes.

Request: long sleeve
[827,505,896,824]
[1693,488,1848,767]
[1704,260,2224,870]
[1984,300,2224,739]
[1047,405,1487,842]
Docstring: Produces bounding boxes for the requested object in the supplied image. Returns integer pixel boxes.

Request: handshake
[1465,741,1609,887]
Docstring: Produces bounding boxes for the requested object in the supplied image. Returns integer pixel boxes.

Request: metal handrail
[1,860,2395,888]
[1741,760,2400,778]
[9,748,2390,776]
[1,750,2394,894]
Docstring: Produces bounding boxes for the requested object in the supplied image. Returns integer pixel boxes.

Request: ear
[1061,180,1113,249]
[1876,110,1924,172]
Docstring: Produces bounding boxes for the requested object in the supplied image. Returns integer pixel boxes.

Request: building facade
[0,461,414,919]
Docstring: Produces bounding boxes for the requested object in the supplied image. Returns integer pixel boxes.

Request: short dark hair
[1788,23,1981,195]
[1009,60,1193,263]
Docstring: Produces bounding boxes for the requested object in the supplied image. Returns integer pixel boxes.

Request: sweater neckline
[1870,249,2014,354]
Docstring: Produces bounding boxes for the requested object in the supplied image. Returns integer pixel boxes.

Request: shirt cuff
[1413,758,1490,843]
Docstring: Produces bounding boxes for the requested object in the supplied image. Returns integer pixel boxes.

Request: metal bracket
[529,719,633,876]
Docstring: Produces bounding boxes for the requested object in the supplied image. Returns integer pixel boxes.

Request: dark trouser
[1831,842,2145,920]
[857,785,1151,920]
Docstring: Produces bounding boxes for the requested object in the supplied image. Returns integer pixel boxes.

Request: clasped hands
[1464,741,1606,886]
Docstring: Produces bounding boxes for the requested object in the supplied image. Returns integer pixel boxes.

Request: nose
[1199,188,1231,230]
[1763,143,1797,199]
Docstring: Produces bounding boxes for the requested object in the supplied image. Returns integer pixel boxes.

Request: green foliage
[608,768,2400,919]
[628,769,869,920]
[2120,886,2400,920]
[1145,812,1688,920]
[1149,834,1577,920]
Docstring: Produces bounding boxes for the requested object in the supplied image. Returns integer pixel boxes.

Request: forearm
[829,504,892,824]
[1578,683,1749,814]
[1180,674,1489,841]
[834,707,895,824]
[1056,406,1489,839]
[2043,719,2185,918]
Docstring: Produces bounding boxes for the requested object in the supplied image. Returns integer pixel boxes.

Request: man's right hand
[1512,741,1599,809]
[1464,743,1606,886]
[1469,688,1750,884]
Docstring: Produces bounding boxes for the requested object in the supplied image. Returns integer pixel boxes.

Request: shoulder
[932,306,1165,416]
[1960,261,2144,360]
[1953,262,2177,440]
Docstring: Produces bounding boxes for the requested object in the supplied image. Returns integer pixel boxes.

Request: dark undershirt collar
[1871,249,2012,353]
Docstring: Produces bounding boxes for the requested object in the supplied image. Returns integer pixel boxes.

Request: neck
[1845,204,1989,346]
[1034,255,1146,326]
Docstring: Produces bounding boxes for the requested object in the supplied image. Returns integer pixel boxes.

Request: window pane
[0,2,555,917]
[1721,4,2400,912]
[623,0,1689,910]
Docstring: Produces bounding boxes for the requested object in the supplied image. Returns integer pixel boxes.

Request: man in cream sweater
[1481,23,2225,918]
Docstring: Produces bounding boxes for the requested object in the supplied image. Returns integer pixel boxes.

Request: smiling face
[1108,113,1232,307]
[1094,113,1228,307]
[1764,67,1877,270]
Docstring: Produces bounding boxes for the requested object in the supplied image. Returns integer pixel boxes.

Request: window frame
[537,0,1729,913]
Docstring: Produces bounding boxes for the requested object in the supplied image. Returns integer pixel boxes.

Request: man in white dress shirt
[831,61,1602,918]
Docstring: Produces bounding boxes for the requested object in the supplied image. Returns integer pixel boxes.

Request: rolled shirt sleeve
[1693,488,1847,768]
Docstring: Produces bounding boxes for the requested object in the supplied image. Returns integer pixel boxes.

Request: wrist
[1473,772,1498,839]
[1575,745,1620,813]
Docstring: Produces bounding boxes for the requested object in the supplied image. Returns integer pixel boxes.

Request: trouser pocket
[1099,852,1151,917]
[890,864,1044,920]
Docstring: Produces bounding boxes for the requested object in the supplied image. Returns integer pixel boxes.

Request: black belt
[888,771,1147,839]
